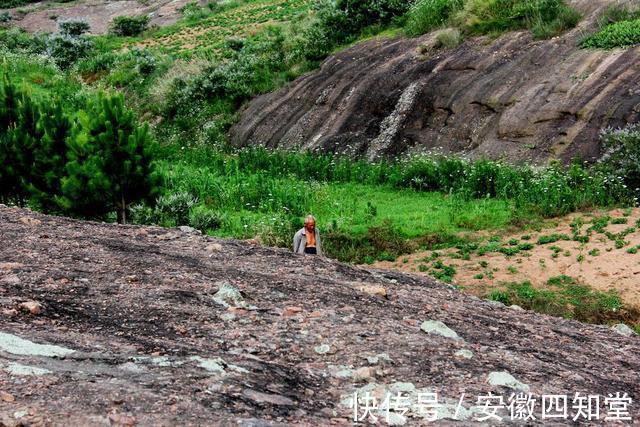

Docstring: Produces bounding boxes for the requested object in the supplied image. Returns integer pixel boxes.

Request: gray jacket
[293,228,322,255]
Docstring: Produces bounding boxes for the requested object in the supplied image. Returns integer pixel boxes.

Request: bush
[405,0,463,36]
[0,27,47,55]
[180,1,208,21]
[129,47,157,75]
[46,33,93,70]
[110,15,150,37]
[452,0,580,38]
[599,124,640,192]
[0,12,12,23]
[154,192,198,226]
[434,27,462,48]
[581,18,640,49]
[189,205,225,232]
[58,19,91,36]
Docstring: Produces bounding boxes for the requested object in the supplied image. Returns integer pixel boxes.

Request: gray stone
[178,226,201,234]
[509,304,524,311]
[314,344,331,355]
[0,332,75,357]
[190,356,225,373]
[454,349,473,359]
[205,243,223,253]
[366,352,393,365]
[486,371,530,392]
[242,389,294,406]
[420,320,461,340]
[612,323,637,337]
[4,362,52,376]
[486,300,505,307]
[389,382,415,393]
[213,282,247,308]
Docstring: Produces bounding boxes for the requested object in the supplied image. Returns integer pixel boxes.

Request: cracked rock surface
[230,0,640,164]
[0,206,639,425]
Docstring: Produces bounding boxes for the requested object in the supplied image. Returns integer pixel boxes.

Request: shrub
[189,205,224,232]
[598,4,640,27]
[110,15,150,37]
[0,12,12,23]
[599,123,640,192]
[58,19,91,36]
[581,18,640,49]
[405,0,463,36]
[180,1,208,21]
[154,192,198,226]
[0,27,47,55]
[46,33,93,70]
[434,27,462,48]
[129,47,157,75]
[224,36,245,51]
[452,0,579,38]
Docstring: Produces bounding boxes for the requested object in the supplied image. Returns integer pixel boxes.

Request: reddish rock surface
[0,205,639,425]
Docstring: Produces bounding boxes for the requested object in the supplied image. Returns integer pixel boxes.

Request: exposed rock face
[1,206,639,424]
[3,0,192,35]
[230,0,640,163]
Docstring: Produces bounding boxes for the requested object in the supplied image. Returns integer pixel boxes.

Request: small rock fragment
[611,323,637,337]
[353,367,374,381]
[0,391,15,402]
[107,412,136,426]
[282,306,303,317]
[487,371,530,392]
[2,308,18,317]
[18,301,42,315]
[1,275,20,285]
[486,300,505,307]
[355,284,387,298]
[0,332,75,357]
[178,225,200,234]
[420,320,462,340]
[4,363,52,376]
[213,282,247,308]
[314,344,331,355]
[205,243,223,253]
[455,349,474,359]
[242,389,294,406]
[366,353,393,365]
[509,305,524,311]
[19,217,41,227]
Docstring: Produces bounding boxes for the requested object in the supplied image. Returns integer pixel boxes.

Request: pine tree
[0,77,41,206]
[61,93,159,223]
[28,101,73,212]
[0,75,20,204]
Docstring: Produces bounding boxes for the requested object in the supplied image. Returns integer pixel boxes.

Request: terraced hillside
[134,0,310,57]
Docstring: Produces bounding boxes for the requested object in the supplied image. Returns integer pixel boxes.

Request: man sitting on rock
[293,215,323,256]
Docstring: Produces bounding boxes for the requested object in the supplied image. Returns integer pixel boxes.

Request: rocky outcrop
[230,0,640,163]
[3,0,192,35]
[1,206,639,424]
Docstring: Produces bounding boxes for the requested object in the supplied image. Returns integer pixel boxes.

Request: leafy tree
[61,93,159,223]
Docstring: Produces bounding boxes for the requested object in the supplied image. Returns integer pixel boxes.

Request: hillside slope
[230,0,640,163]
[0,206,639,424]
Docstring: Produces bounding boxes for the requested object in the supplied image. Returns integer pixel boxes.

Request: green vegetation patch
[405,0,580,39]
[487,276,631,325]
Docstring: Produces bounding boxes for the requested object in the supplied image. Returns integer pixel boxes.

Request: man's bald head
[304,215,316,231]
